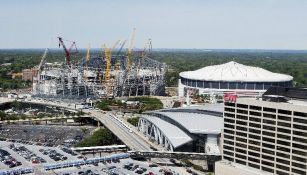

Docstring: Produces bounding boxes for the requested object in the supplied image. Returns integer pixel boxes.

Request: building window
[293,117,307,124]
[237,103,248,109]
[196,80,203,88]
[293,137,307,144]
[294,112,307,117]
[262,166,274,173]
[276,163,289,171]
[235,148,247,154]
[246,82,255,89]
[237,115,248,120]
[224,123,234,129]
[237,109,248,114]
[250,105,262,111]
[211,82,219,89]
[255,82,263,90]
[278,109,292,115]
[225,102,235,107]
[263,113,276,119]
[262,154,274,161]
[249,128,261,134]
[249,111,261,117]
[229,82,236,89]
[263,119,276,125]
[220,82,228,89]
[224,150,234,156]
[276,152,290,159]
[236,126,247,132]
[224,134,234,140]
[262,142,275,150]
[277,115,291,121]
[249,162,260,169]
[263,107,276,113]
[203,81,210,88]
[237,82,245,89]
[235,159,246,165]
[223,156,234,162]
[292,168,306,175]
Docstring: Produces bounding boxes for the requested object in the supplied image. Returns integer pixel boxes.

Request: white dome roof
[179,61,293,82]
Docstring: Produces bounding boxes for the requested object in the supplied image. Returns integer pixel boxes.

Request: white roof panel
[179,61,293,82]
[141,115,193,148]
[153,111,223,134]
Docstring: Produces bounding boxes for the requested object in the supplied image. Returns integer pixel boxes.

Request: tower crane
[103,40,121,81]
[127,28,136,71]
[58,37,78,67]
[37,48,48,71]
[86,44,90,69]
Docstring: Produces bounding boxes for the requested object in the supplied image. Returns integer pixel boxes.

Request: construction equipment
[86,44,90,70]
[103,40,120,81]
[127,28,136,71]
[58,37,78,67]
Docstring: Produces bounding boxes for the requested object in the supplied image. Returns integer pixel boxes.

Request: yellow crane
[103,40,121,81]
[103,40,121,97]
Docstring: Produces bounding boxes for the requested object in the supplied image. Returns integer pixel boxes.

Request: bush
[76,128,117,147]
[95,101,111,111]
[127,97,163,112]
[127,117,139,127]
[192,164,206,172]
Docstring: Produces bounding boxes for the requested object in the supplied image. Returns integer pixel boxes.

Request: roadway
[87,110,152,151]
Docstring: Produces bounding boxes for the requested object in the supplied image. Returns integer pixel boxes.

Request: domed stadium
[178,61,293,97]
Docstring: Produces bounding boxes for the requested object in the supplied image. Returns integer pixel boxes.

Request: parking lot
[51,157,194,175]
[0,141,81,174]
[0,124,95,147]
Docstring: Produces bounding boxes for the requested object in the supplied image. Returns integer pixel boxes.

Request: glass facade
[180,77,293,90]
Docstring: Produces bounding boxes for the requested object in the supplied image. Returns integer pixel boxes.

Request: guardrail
[109,114,133,133]
[0,167,33,175]
[44,153,129,171]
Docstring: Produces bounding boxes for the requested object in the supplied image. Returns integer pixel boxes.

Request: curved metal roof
[152,111,223,134]
[179,61,293,82]
[140,115,193,148]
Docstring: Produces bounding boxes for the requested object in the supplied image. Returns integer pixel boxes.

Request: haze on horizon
[1,0,307,50]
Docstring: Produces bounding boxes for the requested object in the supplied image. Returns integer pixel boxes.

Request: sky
[1,0,307,49]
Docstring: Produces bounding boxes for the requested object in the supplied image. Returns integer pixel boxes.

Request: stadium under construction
[32,33,166,99]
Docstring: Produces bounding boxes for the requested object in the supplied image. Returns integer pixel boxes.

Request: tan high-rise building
[217,87,307,175]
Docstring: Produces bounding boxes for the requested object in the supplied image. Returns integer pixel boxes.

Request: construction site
[32,30,166,99]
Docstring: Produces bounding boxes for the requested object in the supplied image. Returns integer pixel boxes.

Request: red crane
[58,37,78,66]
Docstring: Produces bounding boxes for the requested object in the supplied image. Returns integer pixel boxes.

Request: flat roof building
[218,87,307,175]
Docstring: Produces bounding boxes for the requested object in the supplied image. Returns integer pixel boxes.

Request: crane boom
[86,44,90,71]
[38,48,48,71]
[58,37,78,66]
[127,28,136,71]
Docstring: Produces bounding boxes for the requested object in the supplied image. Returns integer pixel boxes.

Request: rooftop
[152,111,223,134]
[140,115,193,148]
[179,61,293,82]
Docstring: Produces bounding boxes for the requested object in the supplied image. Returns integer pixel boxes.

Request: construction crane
[102,40,121,97]
[37,48,48,71]
[103,40,121,81]
[86,44,90,69]
[58,37,78,67]
[127,28,136,71]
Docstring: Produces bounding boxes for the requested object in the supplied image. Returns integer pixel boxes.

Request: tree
[0,111,6,121]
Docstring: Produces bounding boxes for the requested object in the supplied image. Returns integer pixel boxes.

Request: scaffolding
[32,43,166,99]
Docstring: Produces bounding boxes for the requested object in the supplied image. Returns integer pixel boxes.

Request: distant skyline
[1,0,307,50]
